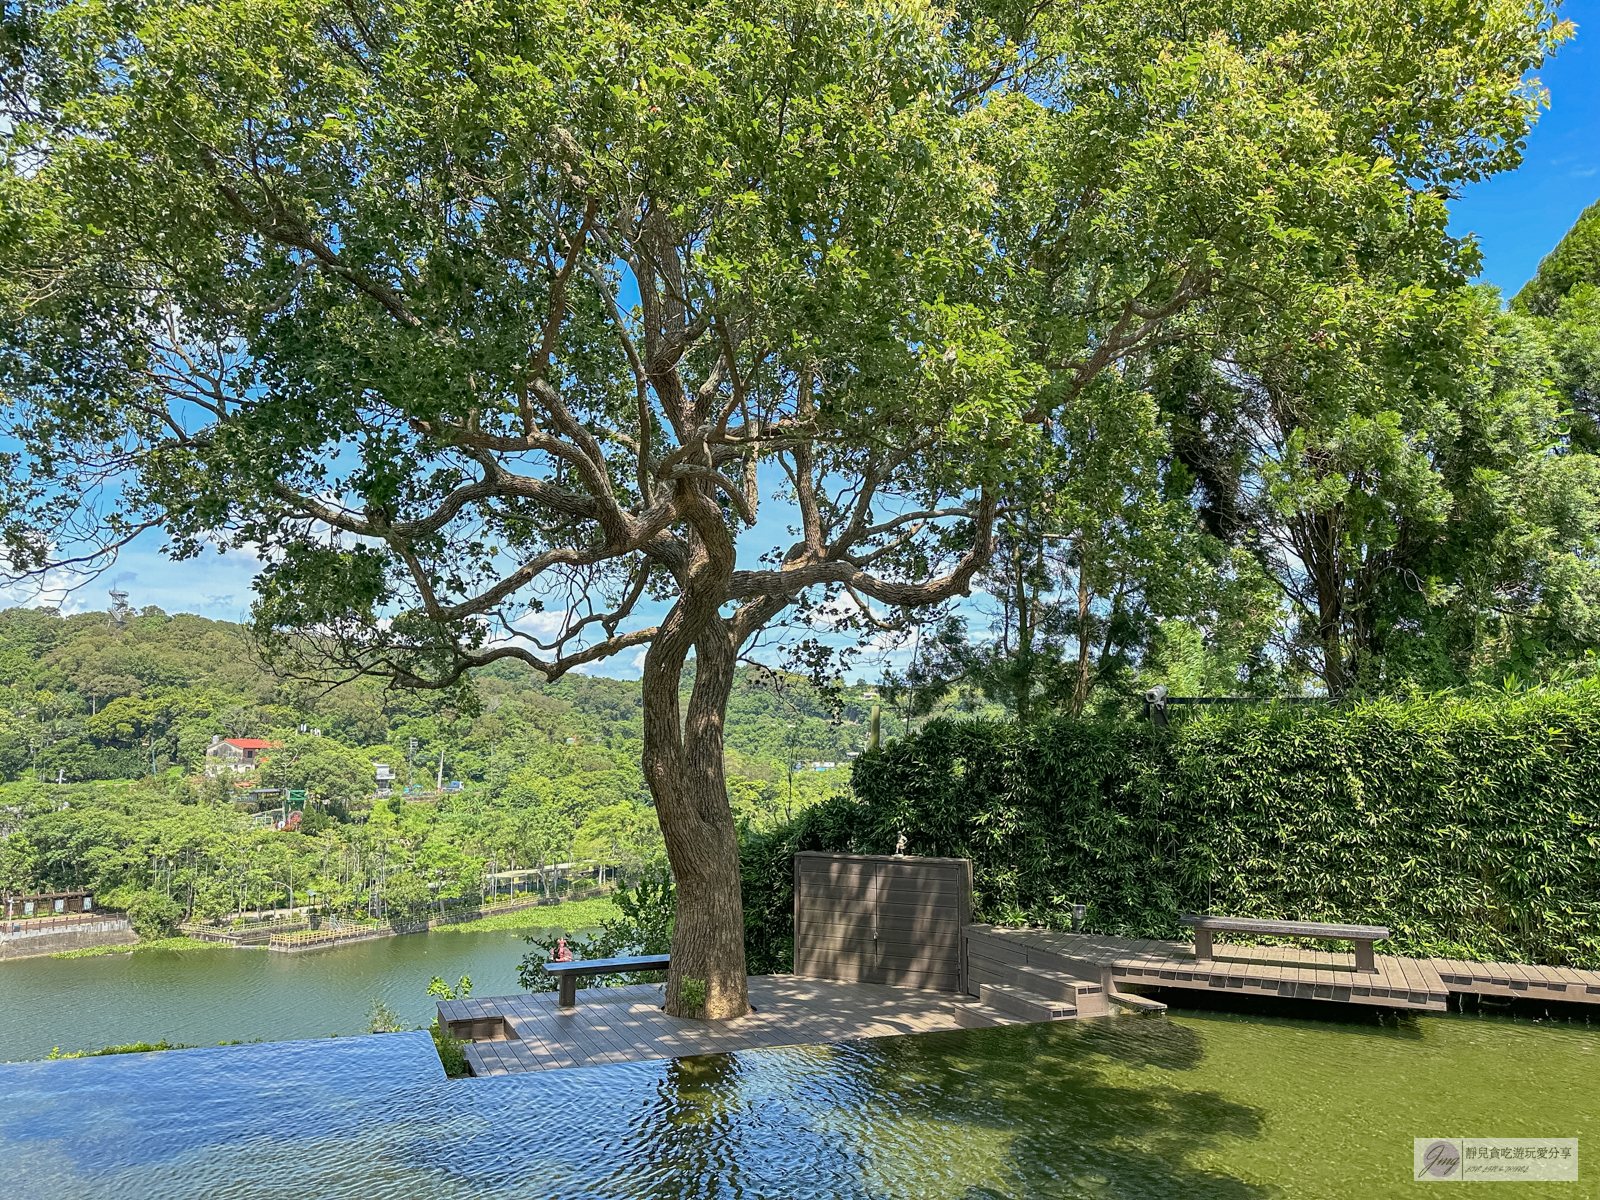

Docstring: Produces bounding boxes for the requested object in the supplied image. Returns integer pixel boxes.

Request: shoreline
[19,895,621,962]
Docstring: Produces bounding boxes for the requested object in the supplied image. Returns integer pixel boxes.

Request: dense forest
[0,603,888,927]
[0,603,885,786]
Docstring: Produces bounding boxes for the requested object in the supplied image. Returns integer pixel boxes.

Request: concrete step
[979,982,1079,1022]
[951,1002,1031,1029]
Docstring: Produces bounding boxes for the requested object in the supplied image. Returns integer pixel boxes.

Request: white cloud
[510,608,573,640]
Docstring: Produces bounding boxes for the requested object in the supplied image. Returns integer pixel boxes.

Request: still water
[0,996,1594,1199]
[0,930,538,1060]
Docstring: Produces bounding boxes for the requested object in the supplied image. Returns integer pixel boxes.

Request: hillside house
[204,737,281,776]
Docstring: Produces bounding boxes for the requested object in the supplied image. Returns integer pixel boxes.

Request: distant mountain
[0,605,891,786]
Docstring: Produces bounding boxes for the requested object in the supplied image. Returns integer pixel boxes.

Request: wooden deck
[968,925,1600,1011]
[441,975,1009,1077]
[440,926,1600,1078]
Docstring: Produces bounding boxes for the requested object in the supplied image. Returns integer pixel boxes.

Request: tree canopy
[0,0,1568,1014]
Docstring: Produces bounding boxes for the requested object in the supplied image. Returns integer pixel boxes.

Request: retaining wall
[0,916,137,960]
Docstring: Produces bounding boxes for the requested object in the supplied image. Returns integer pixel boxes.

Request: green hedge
[741,686,1600,969]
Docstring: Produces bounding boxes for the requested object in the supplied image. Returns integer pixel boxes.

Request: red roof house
[204,736,282,776]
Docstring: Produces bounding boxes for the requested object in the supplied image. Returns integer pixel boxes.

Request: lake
[0,929,541,1060]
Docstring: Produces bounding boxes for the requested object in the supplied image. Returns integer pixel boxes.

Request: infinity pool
[0,1001,1592,1199]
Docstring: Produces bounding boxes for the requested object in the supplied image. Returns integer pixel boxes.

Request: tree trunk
[640,601,749,1020]
[1067,555,1093,718]
[1302,511,1350,697]
[1012,539,1034,724]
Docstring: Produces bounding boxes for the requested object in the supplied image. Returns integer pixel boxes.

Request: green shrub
[740,791,869,974]
[365,998,405,1033]
[428,1017,468,1077]
[517,866,674,991]
[741,685,1600,970]
[126,890,183,940]
[46,1039,189,1058]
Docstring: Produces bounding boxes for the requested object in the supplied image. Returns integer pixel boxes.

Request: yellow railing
[268,922,385,948]
[265,889,616,949]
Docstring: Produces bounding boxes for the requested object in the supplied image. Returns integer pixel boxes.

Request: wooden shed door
[793,852,971,992]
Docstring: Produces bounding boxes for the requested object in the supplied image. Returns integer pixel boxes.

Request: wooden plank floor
[445,930,1600,1078]
[970,925,1600,1011]
[443,975,999,1077]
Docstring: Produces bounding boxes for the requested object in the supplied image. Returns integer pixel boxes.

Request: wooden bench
[1179,914,1390,974]
[542,953,670,1008]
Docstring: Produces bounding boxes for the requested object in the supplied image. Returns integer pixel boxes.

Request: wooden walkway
[441,975,1003,1077]
[968,925,1600,1012]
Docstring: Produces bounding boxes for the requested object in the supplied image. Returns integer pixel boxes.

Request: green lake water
[1,934,1596,1198]
[0,928,541,1059]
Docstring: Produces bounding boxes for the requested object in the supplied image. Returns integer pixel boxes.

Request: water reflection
[0,1004,1593,1200]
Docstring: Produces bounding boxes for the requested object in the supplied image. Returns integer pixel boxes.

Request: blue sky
[17,6,1600,678]
[1447,0,1600,295]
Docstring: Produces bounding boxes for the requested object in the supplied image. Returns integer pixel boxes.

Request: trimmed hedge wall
[741,686,1600,970]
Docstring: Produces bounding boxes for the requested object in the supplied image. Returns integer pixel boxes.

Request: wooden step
[1109,989,1168,1013]
[952,1002,1031,1029]
[979,982,1079,1022]
[1012,965,1102,999]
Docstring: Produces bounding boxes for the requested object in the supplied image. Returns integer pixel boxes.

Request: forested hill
[0,604,879,793]
[0,605,889,915]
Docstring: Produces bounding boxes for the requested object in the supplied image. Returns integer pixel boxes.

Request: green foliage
[738,786,870,975]
[424,975,472,1076]
[425,974,472,1002]
[517,866,675,992]
[0,0,1570,982]
[0,603,869,795]
[428,1017,469,1078]
[677,977,708,1013]
[1515,197,1600,317]
[50,936,232,958]
[743,688,1600,970]
[365,999,405,1034]
[259,735,371,811]
[46,1039,189,1059]
[0,613,871,927]
[426,896,620,934]
[126,889,182,940]
[883,381,1275,721]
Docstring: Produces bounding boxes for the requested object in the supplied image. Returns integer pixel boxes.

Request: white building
[204,737,280,776]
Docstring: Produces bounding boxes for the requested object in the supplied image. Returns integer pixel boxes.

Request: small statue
[895,833,907,857]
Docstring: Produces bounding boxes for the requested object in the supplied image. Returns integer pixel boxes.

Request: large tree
[0,0,1563,1014]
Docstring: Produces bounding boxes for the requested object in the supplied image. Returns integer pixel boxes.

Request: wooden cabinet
[793,852,972,993]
